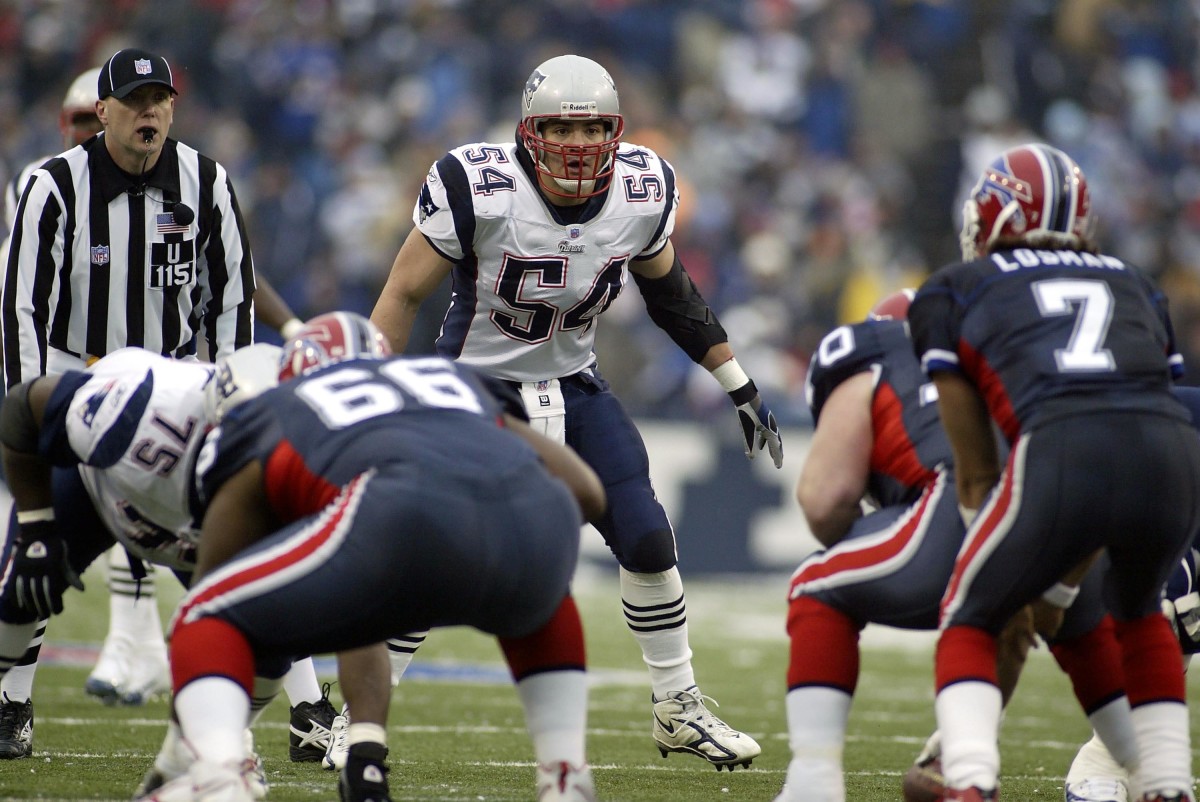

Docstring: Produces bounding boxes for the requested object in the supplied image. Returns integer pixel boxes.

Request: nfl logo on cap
[134,58,152,75]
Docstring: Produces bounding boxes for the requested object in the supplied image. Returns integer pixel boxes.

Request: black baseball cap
[98,48,177,100]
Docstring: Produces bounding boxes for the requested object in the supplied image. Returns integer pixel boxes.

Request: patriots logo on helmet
[524,69,547,111]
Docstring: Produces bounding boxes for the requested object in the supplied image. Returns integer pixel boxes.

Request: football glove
[734,392,783,468]
[2,521,84,619]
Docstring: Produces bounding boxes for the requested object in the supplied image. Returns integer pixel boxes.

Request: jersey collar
[89,135,183,204]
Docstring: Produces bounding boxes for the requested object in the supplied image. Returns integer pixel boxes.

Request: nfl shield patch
[90,245,110,266]
[134,58,152,75]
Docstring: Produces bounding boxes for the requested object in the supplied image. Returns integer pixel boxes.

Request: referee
[2,47,255,388]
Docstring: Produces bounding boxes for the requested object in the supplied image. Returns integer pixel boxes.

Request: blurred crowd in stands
[3,0,1200,429]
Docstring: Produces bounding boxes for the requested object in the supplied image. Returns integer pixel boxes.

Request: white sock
[1131,701,1191,796]
[1087,697,1138,772]
[0,620,43,701]
[620,567,695,697]
[780,687,851,802]
[249,674,286,724]
[386,632,428,686]
[347,723,387,748]
[174,677,251,764]
[282,657,322,707]
[516,670,587,766]
[106,548,161,638]
[935,681,1002,792]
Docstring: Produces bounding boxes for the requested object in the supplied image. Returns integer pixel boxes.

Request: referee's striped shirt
[3,132,255,388]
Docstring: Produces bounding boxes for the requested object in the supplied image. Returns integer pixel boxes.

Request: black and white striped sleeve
[195,158,254,361]
[2,165,70,389]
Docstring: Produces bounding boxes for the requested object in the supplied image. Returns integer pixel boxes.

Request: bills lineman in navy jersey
[371,53,775,770]
[908,143,1200,802]
[776,291,1044,801]
[154,312,605,802]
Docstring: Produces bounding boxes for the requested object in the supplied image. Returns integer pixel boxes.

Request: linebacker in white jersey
[0,345,330,794]
[372,54,781,770]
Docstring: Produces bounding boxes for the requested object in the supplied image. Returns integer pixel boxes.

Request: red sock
[1049,615,1125,712]
[785,596,860,692]
[170,617,255,694]
[500,595,586,681]
[1115,614,1186,705]
[935,625,998,692]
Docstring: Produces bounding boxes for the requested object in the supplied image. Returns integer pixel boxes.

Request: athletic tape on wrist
[16,507,55,524]
[711,358,751,394]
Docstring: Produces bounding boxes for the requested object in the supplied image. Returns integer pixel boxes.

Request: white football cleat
[536,761,597,801]
[1066,779,1129,802]
[1065,733,1129,802]
[651,686,761,770]
[322,703,350,771]
[135,728,265,801]
[141,759,259,802]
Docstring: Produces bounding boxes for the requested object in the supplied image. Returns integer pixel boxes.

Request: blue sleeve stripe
[437,154,476,261]
[88,370,155,468]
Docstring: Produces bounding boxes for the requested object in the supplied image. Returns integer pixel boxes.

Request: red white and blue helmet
[959,143,1094,261]
[279,312,391,381]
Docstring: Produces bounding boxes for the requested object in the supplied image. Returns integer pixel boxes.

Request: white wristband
[711,358,751,393]
[958,505,978,527]
[16,507,55,524]
[280,318,305,340]
[1042,582,1080,609]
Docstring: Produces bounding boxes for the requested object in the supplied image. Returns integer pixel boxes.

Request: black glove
[730,382,784,468]
[3,520,84,619]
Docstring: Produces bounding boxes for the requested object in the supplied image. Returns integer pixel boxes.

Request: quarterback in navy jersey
[370,54,774,768]
[157,313,605,802]
[908,143,1200,802]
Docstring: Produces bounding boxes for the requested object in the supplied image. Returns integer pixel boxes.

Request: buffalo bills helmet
[867,288,916,321]
[279,312,392,381]
[959,143,1094,261]
[518,54,624,199]
[204,343,282,423]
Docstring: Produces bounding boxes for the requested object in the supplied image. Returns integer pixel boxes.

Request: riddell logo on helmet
[561,101,597,115]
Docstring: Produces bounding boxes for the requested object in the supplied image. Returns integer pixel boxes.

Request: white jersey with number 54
[414,141,678,382]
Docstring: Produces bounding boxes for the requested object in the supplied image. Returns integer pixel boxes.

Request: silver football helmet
[204,343,283,423]
[518,54,624,199]
[60,67,102,145]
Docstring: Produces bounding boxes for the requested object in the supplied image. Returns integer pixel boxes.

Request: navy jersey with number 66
[197,356,538,522]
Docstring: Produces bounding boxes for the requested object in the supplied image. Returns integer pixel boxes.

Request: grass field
[1,558,1198,801]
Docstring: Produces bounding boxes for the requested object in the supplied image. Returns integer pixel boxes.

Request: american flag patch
[157,212,188,234]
